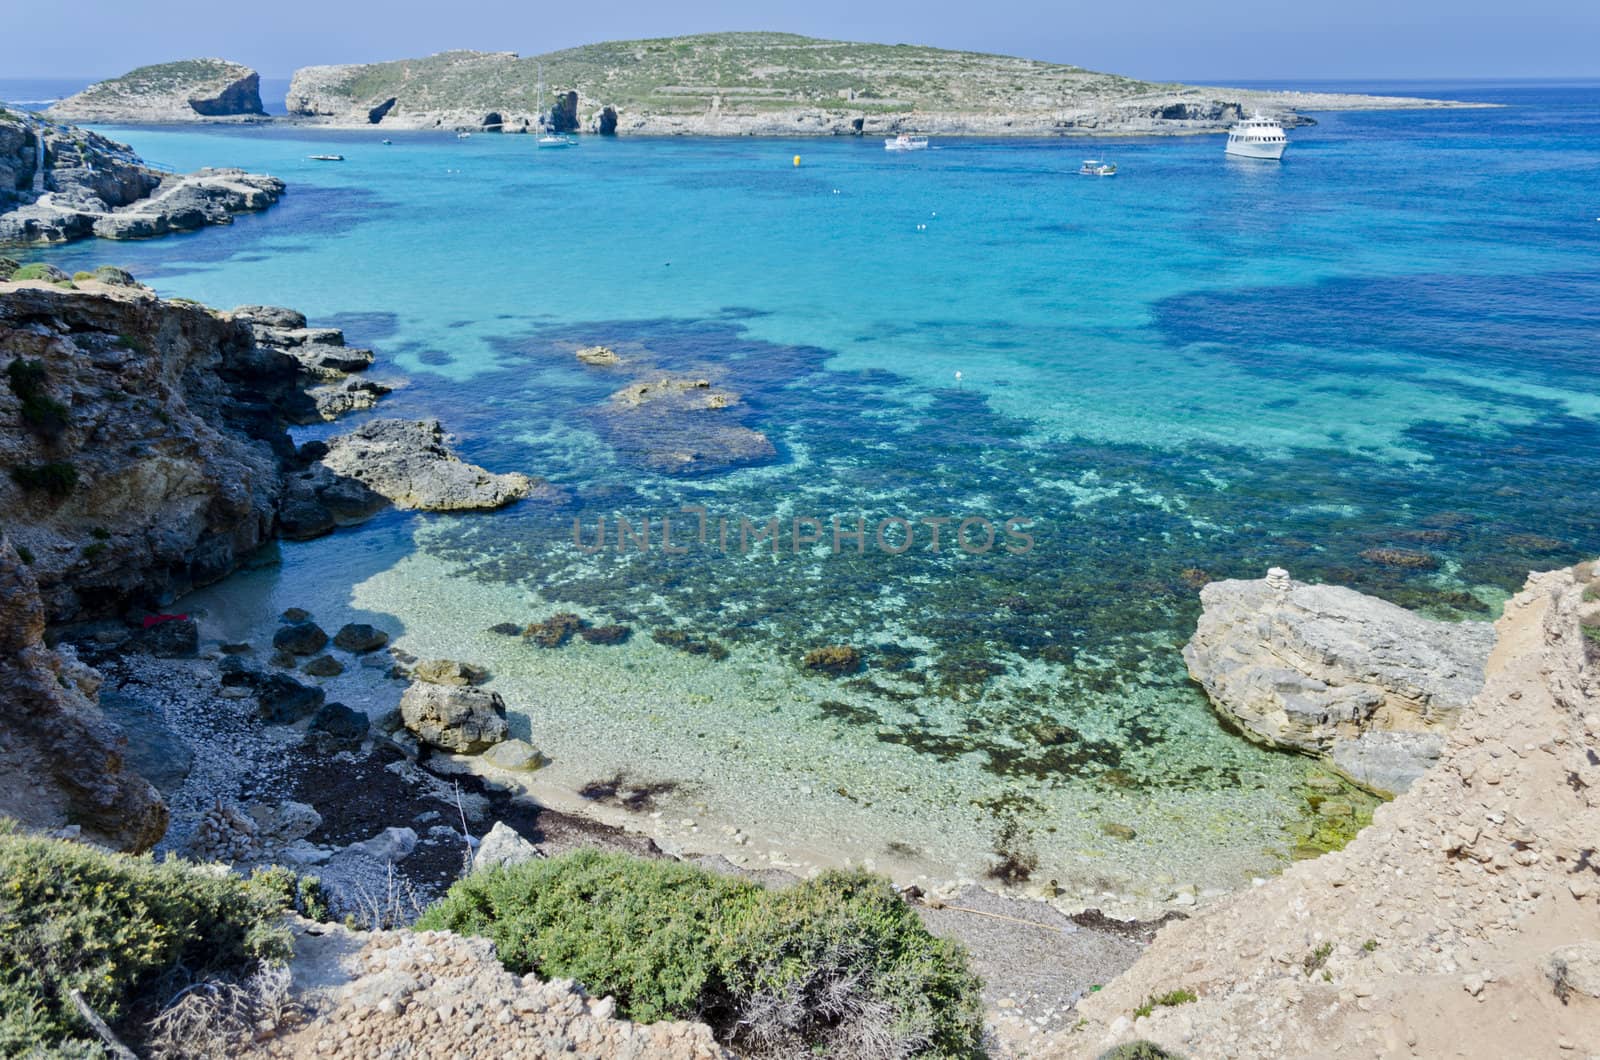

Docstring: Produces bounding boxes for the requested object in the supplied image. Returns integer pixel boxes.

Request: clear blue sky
[8,0,1597,81]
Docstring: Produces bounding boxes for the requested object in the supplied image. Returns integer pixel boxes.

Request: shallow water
[21,80,1600,902]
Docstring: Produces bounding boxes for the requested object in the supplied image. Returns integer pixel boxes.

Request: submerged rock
[523,612,583,648]
[255,673,327,724]
[803,644,863,676]
[578,623,631,645]
[333,622,390,653]
[1184,568,1494,792]
[575,345,621,366]
[482,738,546,771]
[274,620,330,656]
[302,654,344,677]
[413,659,489,686]
[398,681,509,753]
[593,376,776,476]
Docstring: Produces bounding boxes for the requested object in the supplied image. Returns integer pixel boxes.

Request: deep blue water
[11,81,1600,895]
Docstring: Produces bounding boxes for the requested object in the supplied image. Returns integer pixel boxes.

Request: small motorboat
[538,134,578,148]
[308,154,345,162]
[884,133,930,152]
[381,138,393,145]
[1078,159,1117,176]
[456,131,472,140]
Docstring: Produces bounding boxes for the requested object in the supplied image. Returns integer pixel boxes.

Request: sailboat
[535,62,578,148]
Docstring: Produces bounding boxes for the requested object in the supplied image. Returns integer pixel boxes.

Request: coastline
[67,89,1498,136]
[176,541,1330,923]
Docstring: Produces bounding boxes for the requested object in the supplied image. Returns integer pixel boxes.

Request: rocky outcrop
[1,112,158,220]
[593,377,776,475]
[1184,568,1494,792]
[234,304,388,423]
[398,680,509,753]
[0,538,166,851]
[0,112,283,245]
[46,59,266,123]
[0,279,295,621]
[270,925,734,1058]
[314,418,539,511]
[1067,563,1600,1059]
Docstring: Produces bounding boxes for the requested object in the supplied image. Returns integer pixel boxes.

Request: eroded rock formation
[1184,568,1495,793]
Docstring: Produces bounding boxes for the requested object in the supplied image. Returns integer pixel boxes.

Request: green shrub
[10,264,58,282]
[415,850,985,1057]
[1132,988,1197,1019]
[10,462,78,497]
[0,822,298,1056]
[1099,1042,1184,1060]
[6,358,70,434]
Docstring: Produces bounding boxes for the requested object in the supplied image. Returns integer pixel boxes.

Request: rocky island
[43,33,1487,137]
[284,33,1486,136]
[45,58,266,123]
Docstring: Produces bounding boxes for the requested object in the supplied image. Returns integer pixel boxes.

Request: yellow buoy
[793,155,801,167]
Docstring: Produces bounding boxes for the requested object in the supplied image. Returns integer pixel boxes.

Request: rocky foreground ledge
[0,111,282,245]
[1061,563,1600,1058]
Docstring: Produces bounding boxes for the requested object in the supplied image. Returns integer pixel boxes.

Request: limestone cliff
[1061,563,1600,1059]
[46,59,266,123]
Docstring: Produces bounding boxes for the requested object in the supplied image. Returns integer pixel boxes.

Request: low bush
[0,821,303,1056]
[415,849,985,1058]
[1099,1042,1184,1060]
[1132,988,1197,1019]
[6,358,70,434]
[10,263,59,282]
[10,461,79,497]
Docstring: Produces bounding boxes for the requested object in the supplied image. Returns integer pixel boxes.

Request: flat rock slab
[318,418,537,511]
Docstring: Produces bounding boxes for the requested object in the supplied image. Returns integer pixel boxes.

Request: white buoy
[954,370,963,387]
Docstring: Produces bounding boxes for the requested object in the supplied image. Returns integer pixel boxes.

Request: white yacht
[1078,159,1117,177]
[1225,112,1289,160]
[538,134,577,148]
[884,133,929,152]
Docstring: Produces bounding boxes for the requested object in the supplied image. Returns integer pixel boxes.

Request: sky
[6,0,1598,81]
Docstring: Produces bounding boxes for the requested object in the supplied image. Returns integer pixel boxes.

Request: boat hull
[1225,139,1287,160]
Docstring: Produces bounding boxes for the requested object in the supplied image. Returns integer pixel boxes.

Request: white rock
[348,826,418,862]
[472,821,540,872]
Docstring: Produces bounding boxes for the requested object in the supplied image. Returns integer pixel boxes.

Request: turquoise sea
[15,80,1600,903]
